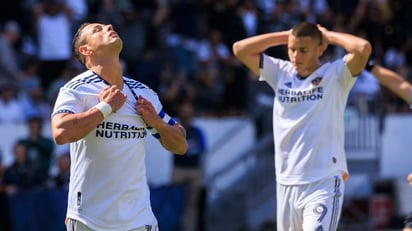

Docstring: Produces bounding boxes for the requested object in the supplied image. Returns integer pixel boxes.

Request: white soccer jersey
[52,70,172,230]
[259,54,356,185]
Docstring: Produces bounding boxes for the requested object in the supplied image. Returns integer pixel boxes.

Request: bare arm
[371,65,411,104]
[232,31,290,77]
[155,122,188,155]
[51,85,127,145]
[51,109,107,145]
[318,25,371,76]
[136,96,188,154]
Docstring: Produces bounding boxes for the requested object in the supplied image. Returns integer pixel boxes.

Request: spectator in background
[204,1,254,116]
[0,146,12,231]
[166,0,201,80]
[195,28,231,116]
[32,0,73,92]
[133,46,163,92]
[46,60,83,105]
[88,0,122,28]
[158,66,197,117]
[17,58,41,96]
[0,84,24,124]
[0,20,22,88]
[2,141,35,195]
[348,69,381,115]
[298,0,330,24]
[17,116,55,188]
[65,0,88,34]
[20,76,52,122]
[51,144,70,190]
[1,141,37,231]
[172,101,207,231]
[117,6,147,78]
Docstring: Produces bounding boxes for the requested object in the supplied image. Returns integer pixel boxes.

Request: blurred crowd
[0,0,411,124]
[1,0,412,229]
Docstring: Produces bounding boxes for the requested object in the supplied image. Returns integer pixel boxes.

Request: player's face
[288,35,323,77]
[81,23,123,53]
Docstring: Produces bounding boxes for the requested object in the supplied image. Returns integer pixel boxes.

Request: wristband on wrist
[365,59,375,72]
[94,101,112,118]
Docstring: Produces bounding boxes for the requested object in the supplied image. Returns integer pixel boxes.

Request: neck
[89,61,123,87]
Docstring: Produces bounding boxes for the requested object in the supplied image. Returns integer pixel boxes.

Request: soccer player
[51,23,188,231]
[232,21,371,231]
[367,62,412,231]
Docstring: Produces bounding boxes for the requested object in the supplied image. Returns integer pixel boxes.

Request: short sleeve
[51,87,84,117]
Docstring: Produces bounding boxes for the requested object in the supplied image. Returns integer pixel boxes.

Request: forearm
[51,108,106,145]
[233,31,289,75]
[327,31,370,56]
[156,123,188,154]
[371,65,412,104]
[327,31,371,75]
[233,31,290,55]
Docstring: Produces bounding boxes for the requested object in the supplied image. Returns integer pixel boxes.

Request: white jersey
[259,54,356,185]
[52,70,171,230]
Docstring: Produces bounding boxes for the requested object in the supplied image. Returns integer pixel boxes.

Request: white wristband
[94,101,112,118]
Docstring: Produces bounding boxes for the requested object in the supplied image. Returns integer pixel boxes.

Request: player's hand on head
[136,95,161,128]
[317,24,330,45]
[99,85,127,112]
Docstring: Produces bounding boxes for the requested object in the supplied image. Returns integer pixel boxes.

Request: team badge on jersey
[311,77,322,86]
[284,82,292,88]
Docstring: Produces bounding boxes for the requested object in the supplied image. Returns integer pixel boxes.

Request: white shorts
[276,175,345,231]
[66,218,159,231]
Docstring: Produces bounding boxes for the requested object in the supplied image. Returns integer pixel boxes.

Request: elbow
[52,129,69,145]
[161,138,188,155]
[52,123,75,145]
[171,141,188,155]
[175,141,188,155]
[232,41,244,58]
[361,41,372,61]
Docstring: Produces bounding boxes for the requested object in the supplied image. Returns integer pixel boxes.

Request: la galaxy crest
[284,82,292,88]
[311,76,322,86]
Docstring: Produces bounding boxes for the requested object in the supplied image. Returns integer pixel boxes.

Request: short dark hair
[72,22,91,66]
[291,21,322,44]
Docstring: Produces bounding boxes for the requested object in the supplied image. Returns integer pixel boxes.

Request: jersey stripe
[65,73,104,90]
[124,79,150,90]
[329,176,341,231]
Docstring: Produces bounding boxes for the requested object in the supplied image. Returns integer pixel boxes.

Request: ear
[318,42,327,56]
[79,45,92,56]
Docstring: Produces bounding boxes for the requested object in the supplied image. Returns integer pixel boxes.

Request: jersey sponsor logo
[95,121,147,139]
[277,86,323,103]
